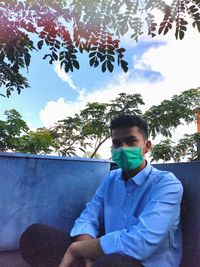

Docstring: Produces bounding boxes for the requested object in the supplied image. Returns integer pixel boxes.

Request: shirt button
[127,193,131,197]
[124,214,127,218]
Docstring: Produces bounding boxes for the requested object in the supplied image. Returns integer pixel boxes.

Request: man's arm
[58,174,110,267]
[74,234,94,241]
[70,173,110,238]
[59,232,104,267]
[58,238,104,267]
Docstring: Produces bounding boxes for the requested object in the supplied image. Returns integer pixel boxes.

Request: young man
[20,115,183,267]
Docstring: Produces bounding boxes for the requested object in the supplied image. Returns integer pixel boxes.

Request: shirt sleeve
[70,173,110,238]
[100,172,183,260]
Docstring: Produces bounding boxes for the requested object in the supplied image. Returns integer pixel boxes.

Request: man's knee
[20,224,47,260]
[20,223,48,250]
[19,223,71,266]
[92,254,143,267]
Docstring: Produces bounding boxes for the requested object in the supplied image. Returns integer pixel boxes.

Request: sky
[1,20,200,159]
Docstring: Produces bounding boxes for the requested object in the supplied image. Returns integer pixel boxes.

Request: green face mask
[111,146,144,171]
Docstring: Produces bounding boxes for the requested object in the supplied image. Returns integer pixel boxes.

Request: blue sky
[0,39,165,128]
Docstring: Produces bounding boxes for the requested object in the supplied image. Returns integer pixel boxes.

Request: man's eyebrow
[124,135,138,140]
[112,135,138,142]
[125,135,137,139]
[112,138,120,142]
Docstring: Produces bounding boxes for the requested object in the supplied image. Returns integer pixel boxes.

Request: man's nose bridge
[121,141,128,147]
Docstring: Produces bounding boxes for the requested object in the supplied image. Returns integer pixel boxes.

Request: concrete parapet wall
[0,152,199,267]
[0,152,111,251]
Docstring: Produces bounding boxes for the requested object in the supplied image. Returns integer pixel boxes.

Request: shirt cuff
[100,231,125,254]
[70,222,97,238]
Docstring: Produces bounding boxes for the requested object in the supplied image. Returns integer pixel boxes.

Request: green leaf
[55,43,60,49]
[175,29,185,40]
[68,60,73,72]
[97,52,105,61]
[64,64,69,72]
[164,26,169,35]
[102,61,107,72]
[37,40,43,50]
[89,57,95,66]
[107,60,114,72]
[89,52,96,58]
[107,55,115,62]
[79,44,83,53]
[94,58,99,67]
[117,48,126,53]
[179,30,185,40]
[73,60,80,69]
[120,60,128,73]
[158,26,164,35]
[43,54,51,60]
[24,54,30,67]
[52,51,58,60]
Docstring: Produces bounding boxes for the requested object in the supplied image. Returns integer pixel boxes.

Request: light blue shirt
[70,163,183,267]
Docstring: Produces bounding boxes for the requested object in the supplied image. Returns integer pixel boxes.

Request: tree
[80,102,110,158]
[51,114,91,156]
[53,87,200,159]
[0,109,29,151]
[83,151,101,159]
[144,88,200,138]
[1,0,200,96]
[150,139,175,163]
[0,110,56,154]
[108,93,144,118]
[17,128,56,154]
[52,93,145,157]
[150,133,200,162]
[176,133,200,161]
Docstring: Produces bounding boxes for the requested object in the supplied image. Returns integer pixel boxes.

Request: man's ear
[144,140,152,154]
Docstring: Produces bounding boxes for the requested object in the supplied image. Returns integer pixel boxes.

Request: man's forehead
[111,126,141,138]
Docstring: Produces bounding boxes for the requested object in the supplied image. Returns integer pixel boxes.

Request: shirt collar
[132,162,152,185]
[119,162,152,186]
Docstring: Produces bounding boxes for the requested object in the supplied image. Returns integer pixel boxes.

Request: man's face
[111,126,151,156]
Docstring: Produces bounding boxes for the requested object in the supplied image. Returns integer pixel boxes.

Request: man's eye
[113,141,121,147]
[127,141,135,145]
[125,138,136,145]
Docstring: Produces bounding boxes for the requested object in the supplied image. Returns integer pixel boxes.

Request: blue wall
[0,152,199,267]
[0,152,111,251]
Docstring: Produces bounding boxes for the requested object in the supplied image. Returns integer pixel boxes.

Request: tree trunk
[90,135,110,158]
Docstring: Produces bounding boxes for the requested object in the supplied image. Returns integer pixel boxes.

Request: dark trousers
[19,224,143,267]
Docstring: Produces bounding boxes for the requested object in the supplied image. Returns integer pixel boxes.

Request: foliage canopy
[52,87,200,160]
[1,0,200,96]
[0,109,55,154]
[0,88,199,161]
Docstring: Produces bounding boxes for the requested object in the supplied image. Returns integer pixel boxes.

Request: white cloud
[40,28,200,158]
[136,30,200,93]
[53,62,77,90]
[40,98,78,128]
[53,62,85,99]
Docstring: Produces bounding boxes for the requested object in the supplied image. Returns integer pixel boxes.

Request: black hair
[110,114,148,140]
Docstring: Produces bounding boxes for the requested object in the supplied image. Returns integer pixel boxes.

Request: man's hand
[58,237,104,267]
[85,258,95,267]
[59,238,104,267]
[58,246,76,267]
[58,245,88,267]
